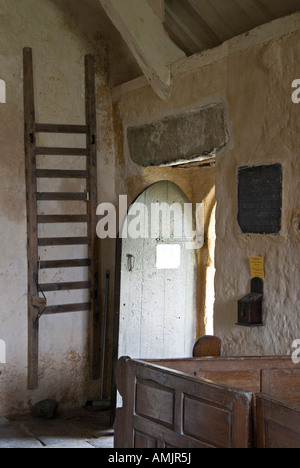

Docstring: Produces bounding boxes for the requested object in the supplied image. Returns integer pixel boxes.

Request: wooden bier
[114,356,300,449]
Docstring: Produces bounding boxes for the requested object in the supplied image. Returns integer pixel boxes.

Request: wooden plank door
[118,181,197,362]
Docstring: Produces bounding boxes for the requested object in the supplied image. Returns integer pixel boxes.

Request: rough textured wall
[0,0,114,415]
[214,24,300,356]
[113,13,300,357]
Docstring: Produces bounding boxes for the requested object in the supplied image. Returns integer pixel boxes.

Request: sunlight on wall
[205,204,216,336]
[0,79,6,103]
[0,339,6,363]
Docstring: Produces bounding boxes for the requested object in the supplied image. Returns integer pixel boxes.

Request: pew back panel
[114,356,300,448]
[148,357,300,396]
[261,369,300,403]
[114,357,253,448]
[256,394,300,448]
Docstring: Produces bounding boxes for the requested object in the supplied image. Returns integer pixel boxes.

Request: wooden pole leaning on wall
[85,54,101,380]
[23,47,39,390]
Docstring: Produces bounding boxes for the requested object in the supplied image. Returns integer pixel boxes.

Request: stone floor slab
[1,408,114,448]
[45,440,95,449]
[72,413,114,438]
[87,436,114,448]
[22,417,93,447]
[0,420,43,448]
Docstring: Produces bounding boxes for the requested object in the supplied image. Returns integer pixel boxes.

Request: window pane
[156,244,181,269]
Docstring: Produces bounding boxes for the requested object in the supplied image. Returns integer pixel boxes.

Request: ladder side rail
[23,47,39,390]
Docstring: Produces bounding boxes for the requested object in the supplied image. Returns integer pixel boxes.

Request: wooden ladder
[23,48,101,389]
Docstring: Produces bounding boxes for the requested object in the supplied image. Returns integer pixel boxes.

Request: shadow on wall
[0,339,6,363]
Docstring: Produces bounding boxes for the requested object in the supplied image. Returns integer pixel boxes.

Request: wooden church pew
[114,356,300,448]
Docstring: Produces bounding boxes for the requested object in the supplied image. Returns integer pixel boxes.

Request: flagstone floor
[0,408,114,448]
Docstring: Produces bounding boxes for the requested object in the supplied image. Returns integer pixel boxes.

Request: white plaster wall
[214,25,300,357]
[0,0,115,415]
[113,13,300,358]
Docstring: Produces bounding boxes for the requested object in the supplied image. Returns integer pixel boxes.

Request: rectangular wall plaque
[238,164,282,235]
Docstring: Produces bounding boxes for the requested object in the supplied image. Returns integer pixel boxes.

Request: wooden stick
[43,303,91,315]
[35,147,88,156]
[36,123,88,134]
[38,237,90,246]
[86,55,101,380]
[24,47,39,390]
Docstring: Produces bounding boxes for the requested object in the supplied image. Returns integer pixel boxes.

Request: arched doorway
[117,181,197,361]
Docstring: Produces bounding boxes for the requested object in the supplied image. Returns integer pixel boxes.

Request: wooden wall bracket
[23,48,101,389]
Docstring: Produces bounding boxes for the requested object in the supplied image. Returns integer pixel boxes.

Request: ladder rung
[36,123,88,134]
[36,169,89,178]
[43,303,91,315]
[37,192,88,201]
[39,259,91,269]
[38,215,89,224]
[39,281,91,292]
[35,147,89,156]
[38,237,90,246]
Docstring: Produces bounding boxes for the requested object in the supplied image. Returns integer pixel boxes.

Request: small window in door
[156,244,181,269]
[0,80,6,103]
[0,339,6,363]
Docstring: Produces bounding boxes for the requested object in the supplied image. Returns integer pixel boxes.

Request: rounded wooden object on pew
[193,335,221,358]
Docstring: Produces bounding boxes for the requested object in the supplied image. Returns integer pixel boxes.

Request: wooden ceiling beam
[186,0,236,42]
[147,0,165,22]
[163,9,200,56]
[164,0,222,55]
[99,0,186,99]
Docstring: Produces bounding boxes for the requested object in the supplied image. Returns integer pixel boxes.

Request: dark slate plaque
[238,164,282,235]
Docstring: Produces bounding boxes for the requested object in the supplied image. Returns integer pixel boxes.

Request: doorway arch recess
[116,180,197,362]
